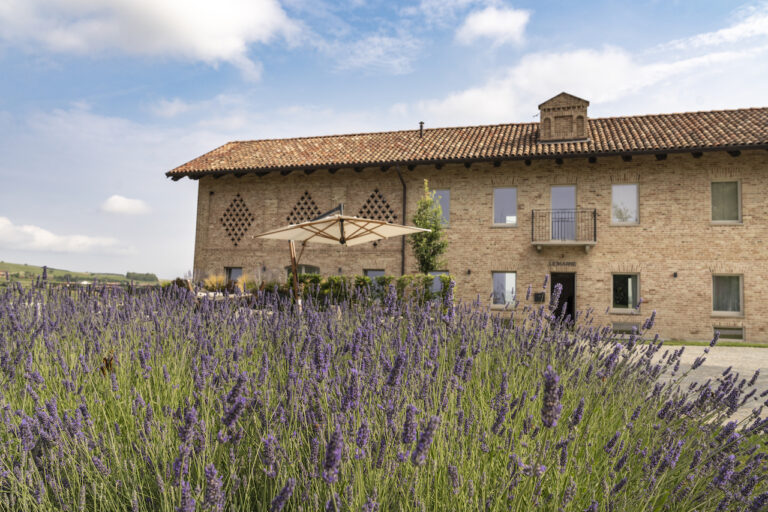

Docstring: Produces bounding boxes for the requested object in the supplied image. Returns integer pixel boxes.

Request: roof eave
[166,143,768,181]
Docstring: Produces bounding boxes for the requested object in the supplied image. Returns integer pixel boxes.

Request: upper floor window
[713,275,742,315]
[493,188,518,225]
[434,189,450,225]
[711,181,741,223]
[611,184,638,224]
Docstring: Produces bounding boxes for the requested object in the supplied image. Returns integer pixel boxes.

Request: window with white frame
[611,184,639,224]
[492,272,516,305]
[612,274,639,309]
[711,181,741,222]
[493,187,518,225]
[434,189,450,225]
[713,275,742,314]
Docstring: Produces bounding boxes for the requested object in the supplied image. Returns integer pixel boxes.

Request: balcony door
[551,186,576,240]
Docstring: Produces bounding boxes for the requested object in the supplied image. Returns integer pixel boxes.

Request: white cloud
[411,0,480,25]
[0,0,300,80]
[333,33,422,75]
[0,217,132,254]
[663,3,768,50]
[101,195,150,215]
[456,6,530,46]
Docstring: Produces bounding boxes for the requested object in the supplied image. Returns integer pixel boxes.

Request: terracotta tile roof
[167,107,768,179]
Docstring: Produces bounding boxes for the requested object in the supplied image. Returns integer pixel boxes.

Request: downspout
[395,166,407,276]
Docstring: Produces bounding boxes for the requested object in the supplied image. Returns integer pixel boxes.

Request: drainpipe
[395,166,407,276]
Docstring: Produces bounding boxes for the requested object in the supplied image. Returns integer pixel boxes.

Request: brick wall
[192,149,768,342]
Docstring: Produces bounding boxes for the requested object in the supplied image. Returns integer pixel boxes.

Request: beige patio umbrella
[254,205,430,298]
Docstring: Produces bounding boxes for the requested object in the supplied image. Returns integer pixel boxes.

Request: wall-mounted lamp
[466,269,471,275]
[338,267,343,274]
[673,272,678,278]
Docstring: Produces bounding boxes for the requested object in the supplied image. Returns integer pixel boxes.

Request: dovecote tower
[538,92,589,142]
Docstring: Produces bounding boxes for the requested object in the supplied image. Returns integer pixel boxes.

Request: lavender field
[1,282,767,511]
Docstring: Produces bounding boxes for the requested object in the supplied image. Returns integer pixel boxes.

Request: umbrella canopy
[254,214,429,246]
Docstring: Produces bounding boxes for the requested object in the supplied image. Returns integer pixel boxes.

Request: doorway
[551,272,575,320]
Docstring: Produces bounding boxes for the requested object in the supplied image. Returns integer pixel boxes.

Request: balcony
[531,209,597,253]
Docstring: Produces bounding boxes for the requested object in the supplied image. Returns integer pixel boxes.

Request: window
[284,264,320,279]
[225,267,243,283]
[715,326,744,340]
[364,269,386,278]
[611,184,638,224]
[429,270,448,293]
[713,275,742,314]
[492,272,516,306]
[434,189,450,225]
[711,181,740,222]
[493,188,518,225]
[612,274,639,309]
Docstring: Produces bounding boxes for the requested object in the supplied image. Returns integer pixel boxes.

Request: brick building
[168,93,768,342]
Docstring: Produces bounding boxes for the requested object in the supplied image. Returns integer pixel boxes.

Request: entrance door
[551,272,575,320]
[551,186,576,240]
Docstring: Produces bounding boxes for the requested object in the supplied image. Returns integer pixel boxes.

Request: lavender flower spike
[270,478,296,512]
[541,365,562,428]
[203,464,225,512]
[323,426,343,483]
[411,416,440,466]
[570,398,585,428]
[177,480,196,512]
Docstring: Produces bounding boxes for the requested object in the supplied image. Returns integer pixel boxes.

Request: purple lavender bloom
[323,426,343,483]
[611,477,627,494]
[411,416,440,466]
[387,353,405,387]
[270,478,296,512]
[203,464,225,512]
[603,431,620,454]
[585,501,598,512]
[177,480,196,512]
[262,434,278,478]
[448,465,460,491]
[570,398,585,428]
[691,356,706,370]
[541,366,562,428]
[710,330,720,347]
[749,369,760,387]
[356,420,370,450]
[713,454,736,488]
[222,396,246,429]
[749,492,768,511]
[402,405,418,445]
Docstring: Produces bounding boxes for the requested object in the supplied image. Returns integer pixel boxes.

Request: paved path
[656,346,768,423]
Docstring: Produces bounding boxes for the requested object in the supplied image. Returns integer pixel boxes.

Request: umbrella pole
[289,240,300,300]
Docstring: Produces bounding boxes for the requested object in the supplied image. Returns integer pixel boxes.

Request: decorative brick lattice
[287,191,322,224]
[220,194,255,247]
[358,189,397,223]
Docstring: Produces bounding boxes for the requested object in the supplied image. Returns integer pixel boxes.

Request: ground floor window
[285,264,320,280]
[713,275,742,314]
[225,267,242,283]
[429,270,449,293]
[612,274,638,309]
[715,326,744,340]
[492,272,516,305]
[364,269,386,278]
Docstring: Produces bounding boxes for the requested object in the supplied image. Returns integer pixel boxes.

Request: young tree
[409,180,448,274]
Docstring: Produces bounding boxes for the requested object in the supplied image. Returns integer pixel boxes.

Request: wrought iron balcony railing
[531,209,597,252]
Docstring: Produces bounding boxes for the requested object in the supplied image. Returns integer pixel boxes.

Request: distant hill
[0,262,158,284]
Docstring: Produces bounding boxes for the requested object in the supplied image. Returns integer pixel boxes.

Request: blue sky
[1,0,767,278]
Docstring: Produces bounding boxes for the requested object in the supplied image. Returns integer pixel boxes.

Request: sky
[1,0,767,279]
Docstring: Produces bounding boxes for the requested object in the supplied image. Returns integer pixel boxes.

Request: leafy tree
[409,180,448,274]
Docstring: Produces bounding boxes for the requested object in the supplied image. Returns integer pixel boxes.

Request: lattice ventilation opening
[287,191,322,224]
[358,189,397,223]
[220,193,255,247]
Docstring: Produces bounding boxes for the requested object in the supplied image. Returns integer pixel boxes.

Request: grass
[0,261,152,285]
